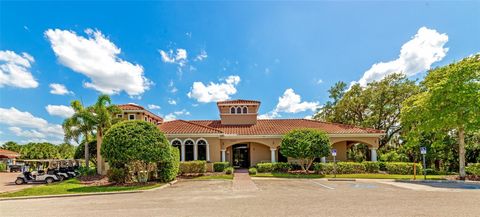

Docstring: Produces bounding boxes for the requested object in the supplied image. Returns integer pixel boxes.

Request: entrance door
[232,144,249,168]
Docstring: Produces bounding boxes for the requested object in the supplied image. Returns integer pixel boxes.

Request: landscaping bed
[252,172,447,180]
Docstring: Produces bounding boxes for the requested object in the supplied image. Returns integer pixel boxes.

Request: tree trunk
[96,128,104,175]
[458,127,466,180]
[84,135,90,169]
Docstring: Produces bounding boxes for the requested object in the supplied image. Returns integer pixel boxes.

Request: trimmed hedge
[108,167,127,183]
[314,162,366,174]
[257,163,274,173]
[213,162,230,172]
[225,167,234,175]
[158,148,180,182]
[313,163,335,174]
[363,162,380,173]
[179,161,207,174]
[248,167,257,175]
[466,163,480,176]
[273,162,291,173]
[0,162,6,172]
[384,162,422,175]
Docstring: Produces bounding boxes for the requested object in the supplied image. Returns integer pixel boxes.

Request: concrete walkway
[232,169,258,191]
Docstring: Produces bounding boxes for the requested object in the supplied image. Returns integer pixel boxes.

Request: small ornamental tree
[101,121,172,172]
[280,129,331,173]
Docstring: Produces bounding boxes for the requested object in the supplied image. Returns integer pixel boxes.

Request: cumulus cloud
[259,88,319,119]
[0,50,39,88]
[45,105,74,118]
[0,107,64,141]
[164,109,190,121]
[159,48,188,67]
[147,104,161,110]
[357,27,448,86]
[45,28,151,96]
[49,83,73,95]
[168,99,177,105]
[9,127,46,139]
[168,80,178,93]
[187,75,241,103]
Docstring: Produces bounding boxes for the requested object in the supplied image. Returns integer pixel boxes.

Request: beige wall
[220,114,257,125]
[249,142,271,165]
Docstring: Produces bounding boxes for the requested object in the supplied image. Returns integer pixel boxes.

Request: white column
[181,143,185,162]
[270,148,276,163]
[321,157,326,163]
[221,149,226,162]
[194,143,198,160]
[206,143,210,162]
[370,148,378,162]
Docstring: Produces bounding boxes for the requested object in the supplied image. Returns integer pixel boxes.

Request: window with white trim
[129,114,135,120]
[230,107,236,114]
[242,107,248,114]
[184,140,194,161]
[197,139,207,161]
[171,140,182,161]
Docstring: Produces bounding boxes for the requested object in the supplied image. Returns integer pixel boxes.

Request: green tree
[20,143,60,159]
[314,73,420,148]
[1,141,22,153]
[74,140,97,166]
[280,129,331,173]
[401,54,480,179]
[58,143,75,159]
[87,94,121,174]
[101,120,172,168]
[63,100,94,168]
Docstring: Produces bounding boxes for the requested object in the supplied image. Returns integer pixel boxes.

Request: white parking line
[310,181,335,190]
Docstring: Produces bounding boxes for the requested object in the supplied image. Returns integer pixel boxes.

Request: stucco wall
[250,142,271,165]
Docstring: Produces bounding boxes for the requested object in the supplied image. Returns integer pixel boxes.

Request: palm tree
[63,100,94,168]
[88,94,121,175]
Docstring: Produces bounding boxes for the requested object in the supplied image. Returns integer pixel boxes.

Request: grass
[0,179,163,198]
[193,174,234,180]
[252,173,446,180]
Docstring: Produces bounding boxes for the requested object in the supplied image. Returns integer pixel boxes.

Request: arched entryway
[223,141,275,168]
[328,138,379,162]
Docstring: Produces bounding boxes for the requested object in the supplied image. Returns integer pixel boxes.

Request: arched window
[197,139,207,161]
[230,107,236,114]
[184,140,194,161]
[171,140,182,161]
[242,107,248,114]
[236,107,242,114]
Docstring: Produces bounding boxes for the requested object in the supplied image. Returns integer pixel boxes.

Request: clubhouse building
[119,100,384,168]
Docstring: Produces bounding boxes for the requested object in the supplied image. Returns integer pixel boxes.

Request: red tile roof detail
[0,149,20,158]
[117,103,163,122]
[159,119,383,135]
[217,99,261,105]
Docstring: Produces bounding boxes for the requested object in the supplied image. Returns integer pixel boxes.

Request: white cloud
[187,75,241,103]
[0,107,64,140]
[0,50,39,88]
[357,27,448,86]
[147,104,161,110]
[259,88,319,119]
[45,105,74,118]
[194,49,208,61]
[168,80,178,93]
[164,109,190,121]
[168,99,177,105]
[159,48,188,67]
[45,28,151,96]
[9,127,46,139]
[316,79,323,84]
[49,83,73,95]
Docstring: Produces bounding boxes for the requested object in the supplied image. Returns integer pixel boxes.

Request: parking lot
[1,178,480,217]
[0,172,35,193]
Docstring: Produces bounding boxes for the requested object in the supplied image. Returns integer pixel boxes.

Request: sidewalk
[232,169,258,191]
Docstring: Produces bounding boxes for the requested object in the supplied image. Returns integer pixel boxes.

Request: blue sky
[1,1,479,144]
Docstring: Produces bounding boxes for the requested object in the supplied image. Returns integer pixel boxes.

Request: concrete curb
[0,180,177,201]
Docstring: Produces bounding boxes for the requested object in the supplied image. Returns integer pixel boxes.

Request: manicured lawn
[193,174,234,180]
[252,173,446,180]
[0,179,163,198]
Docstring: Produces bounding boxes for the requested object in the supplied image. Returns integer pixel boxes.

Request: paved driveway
[0,172,35,193]
[1,179,480,217]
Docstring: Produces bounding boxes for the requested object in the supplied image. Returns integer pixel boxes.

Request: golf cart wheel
[15,178,25,185]
[57,176,64,181]
[45,177,54,184]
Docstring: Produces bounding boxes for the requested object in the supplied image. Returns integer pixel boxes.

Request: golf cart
[15,169,60,184]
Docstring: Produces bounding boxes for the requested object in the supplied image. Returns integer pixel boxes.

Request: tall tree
[401,54,480,179]
[1,141,22,153]
[88,94,121,175]
[58,143,75,159]
[63,100,94,168]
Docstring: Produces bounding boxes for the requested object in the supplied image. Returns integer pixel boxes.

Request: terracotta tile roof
[117,103,163,123]
[0,149,20,158]
[159,119,383,135]
[217,99,261,105]
[159,120,223,134]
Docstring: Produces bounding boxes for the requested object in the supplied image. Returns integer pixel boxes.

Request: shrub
[158,148,180,182]
[248,168,257,175]
[213,162,230,172]
[313,163,335,174]
[466,163,480,176]
[257,163,274,173]
[179,161,207,174]
[108,167,127,184]
[336,162,366,174]
[378,162,387,171]
[273,162,291,173]
[77,166,97,176]
[0,162,6,172]
[379,150,409,162]
[385,162,422,175]
[225,167,234,175]
[363,162,380,173]
[280,129,331,172]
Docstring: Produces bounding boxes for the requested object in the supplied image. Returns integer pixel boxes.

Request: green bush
[313,163,335,174]
[385,162,422,175]
[257,163,274,173]
[179,161,207,174]
[466,163,480,176]
[336,162,366,174]
[363,162,380,173]
[77,166,97,176]
[108,167,127,184]
[225,167,234,175]
[273,162,291,173]
[0,162,6,172]
[378,162,387,171]
[158,148,180,182]
[379,150,409,162]
[248,168,257,175]
[213,162,230,172]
